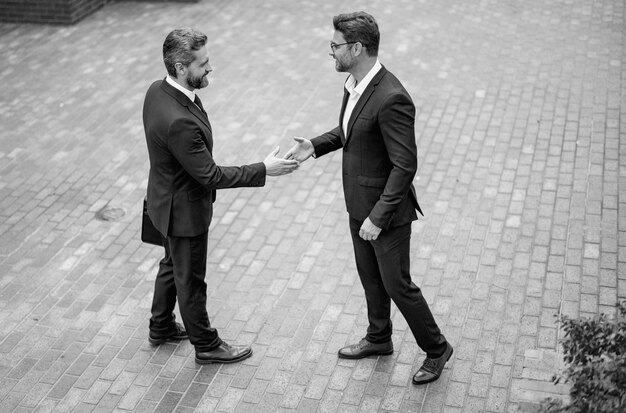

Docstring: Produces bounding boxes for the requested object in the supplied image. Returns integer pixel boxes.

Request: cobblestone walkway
[0,0,624,412]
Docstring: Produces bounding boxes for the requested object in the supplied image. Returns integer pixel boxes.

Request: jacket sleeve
[311,125,343,158]
[368,93,417,229]
[167,117,266,189]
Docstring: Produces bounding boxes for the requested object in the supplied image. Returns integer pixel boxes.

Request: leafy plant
[539,300,626,412]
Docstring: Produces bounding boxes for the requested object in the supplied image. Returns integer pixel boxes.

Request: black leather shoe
[337,338,393,359]
[195,342,253,364]
[412,342,453,385]
[148,322,187,345]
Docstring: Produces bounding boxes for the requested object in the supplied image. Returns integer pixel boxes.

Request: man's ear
[174,62,186,77]
[353,42,364,57]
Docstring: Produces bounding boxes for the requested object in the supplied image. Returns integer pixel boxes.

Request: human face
[184,46,212,90]
[329,31,356,73]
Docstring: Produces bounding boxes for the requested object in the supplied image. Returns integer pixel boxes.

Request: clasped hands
[262,137,314,177]
[282,136,382,241]
[262,146,299,176]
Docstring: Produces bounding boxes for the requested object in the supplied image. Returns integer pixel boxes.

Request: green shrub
[539,300,626,412]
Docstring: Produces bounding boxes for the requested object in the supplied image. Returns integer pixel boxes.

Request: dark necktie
[194,95,207,116]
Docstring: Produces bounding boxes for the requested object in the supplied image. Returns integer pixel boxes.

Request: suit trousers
[349,217,447,358]
[150,232,221,352]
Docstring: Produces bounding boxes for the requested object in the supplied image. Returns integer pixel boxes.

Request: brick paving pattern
[0,0,624,412]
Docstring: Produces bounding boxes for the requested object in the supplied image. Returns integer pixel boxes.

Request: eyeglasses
[330,41,356,52]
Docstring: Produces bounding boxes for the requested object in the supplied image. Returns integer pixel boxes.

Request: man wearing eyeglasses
[285,12,452,385]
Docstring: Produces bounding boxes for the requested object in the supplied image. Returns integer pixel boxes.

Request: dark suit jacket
[143,79,266,237]
[311,66,423,230]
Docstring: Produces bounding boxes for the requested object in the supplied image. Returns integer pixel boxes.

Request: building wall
[0,0,199,25]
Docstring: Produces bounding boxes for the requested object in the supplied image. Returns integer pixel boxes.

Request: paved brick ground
[0,0,624,412]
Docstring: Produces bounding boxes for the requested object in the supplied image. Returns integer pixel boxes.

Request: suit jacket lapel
[344,67,387,146]
[160,79,213,133]
[187,101,212,132]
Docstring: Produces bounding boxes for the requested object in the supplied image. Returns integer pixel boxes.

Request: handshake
[262,137,315,177]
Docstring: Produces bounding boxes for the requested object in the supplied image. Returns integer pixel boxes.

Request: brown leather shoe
[337,338,393,359]
[412,342,453,385]
[195,342,253,364]
[148,322,187,345]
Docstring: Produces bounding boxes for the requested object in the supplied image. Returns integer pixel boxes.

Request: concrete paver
[0,0,625,411]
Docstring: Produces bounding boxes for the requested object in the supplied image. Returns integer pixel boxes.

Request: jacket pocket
[188,186,209,202]
[352,115,375,130]
[357,176,387,188]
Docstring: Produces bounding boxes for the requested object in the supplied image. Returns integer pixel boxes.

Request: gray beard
[187,74,205,90]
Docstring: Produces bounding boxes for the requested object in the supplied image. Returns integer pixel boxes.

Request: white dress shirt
[342,59,382,136]
[166,75,196,103]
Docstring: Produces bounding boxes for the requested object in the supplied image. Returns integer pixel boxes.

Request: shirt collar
[166,75,196,102]
[345,59,382,95]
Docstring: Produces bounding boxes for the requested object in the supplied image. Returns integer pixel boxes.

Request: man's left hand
[359,217,382,241]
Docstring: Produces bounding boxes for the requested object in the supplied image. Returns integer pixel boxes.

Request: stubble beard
[334,56,354,73]
[187,73,208,90]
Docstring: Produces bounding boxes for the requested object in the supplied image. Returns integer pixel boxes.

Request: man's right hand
[263,146,300,176]
[284,137,315,162]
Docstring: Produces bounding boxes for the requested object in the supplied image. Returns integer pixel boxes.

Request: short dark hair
[333,12,379,57]
[163,28,207,77]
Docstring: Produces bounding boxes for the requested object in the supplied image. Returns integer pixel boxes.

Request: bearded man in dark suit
[285,12,452,384]
[143,28,298,364]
